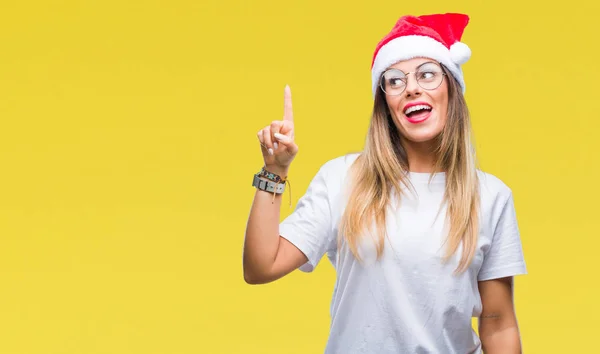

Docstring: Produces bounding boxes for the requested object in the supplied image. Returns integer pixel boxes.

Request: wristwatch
[252,174,285,194]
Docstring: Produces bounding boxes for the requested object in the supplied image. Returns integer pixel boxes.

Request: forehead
[388,57,440,72]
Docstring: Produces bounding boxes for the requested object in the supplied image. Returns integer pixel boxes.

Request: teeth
[404,105,432,115]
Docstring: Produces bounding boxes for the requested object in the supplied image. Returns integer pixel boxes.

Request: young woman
[243,13,527,354]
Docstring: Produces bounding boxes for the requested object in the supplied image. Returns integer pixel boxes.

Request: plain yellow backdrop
[0,0,598,353]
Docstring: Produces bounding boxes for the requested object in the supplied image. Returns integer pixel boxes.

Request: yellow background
[0,0,597,353]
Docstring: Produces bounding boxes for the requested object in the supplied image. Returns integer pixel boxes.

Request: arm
[243,188,307,284]
[478,277,522,353]
[243,85,307,285]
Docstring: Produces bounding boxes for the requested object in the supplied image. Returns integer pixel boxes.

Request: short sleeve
[279,165,335,273]
[478,192,527,281]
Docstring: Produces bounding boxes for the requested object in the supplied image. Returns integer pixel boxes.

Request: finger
[274,133,298,155]
[283,85,293,122]
[279,120,294,138]
[273,132,292,144]
[262,127,274,156]
[257,129,268,152]
[270,121,283,150]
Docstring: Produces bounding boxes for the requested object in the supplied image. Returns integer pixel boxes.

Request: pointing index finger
[283,85,293,122]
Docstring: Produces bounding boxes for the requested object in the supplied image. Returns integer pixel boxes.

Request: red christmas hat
[371,13,471,97]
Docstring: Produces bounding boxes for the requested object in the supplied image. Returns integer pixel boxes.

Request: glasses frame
[379,62,447,96]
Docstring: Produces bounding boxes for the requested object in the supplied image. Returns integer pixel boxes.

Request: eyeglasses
[379,62,446,96]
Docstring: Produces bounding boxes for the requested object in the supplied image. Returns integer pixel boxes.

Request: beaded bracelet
[257,166,287,183]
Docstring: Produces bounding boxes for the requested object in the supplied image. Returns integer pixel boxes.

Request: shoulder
[305,152,362,198]
[476,170,515,209]
[316,152,362,178]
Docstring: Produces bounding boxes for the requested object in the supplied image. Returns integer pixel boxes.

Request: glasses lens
[416,63,444,90]
[381,69,406,95]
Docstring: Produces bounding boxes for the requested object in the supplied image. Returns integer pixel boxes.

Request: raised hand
[257,85,298,177]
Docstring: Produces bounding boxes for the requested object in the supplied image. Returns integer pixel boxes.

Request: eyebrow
[416,61,438,70]
[391,61,439,74]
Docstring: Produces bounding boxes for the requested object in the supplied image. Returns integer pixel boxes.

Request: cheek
[385,97,402,116]
[432,89,449,126]
[436,105,448,126]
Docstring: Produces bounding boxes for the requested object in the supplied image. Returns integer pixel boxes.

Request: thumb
[274,132,298,154]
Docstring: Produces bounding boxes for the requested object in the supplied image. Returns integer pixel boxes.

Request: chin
[403,132,440,143]
[397,118,444,144]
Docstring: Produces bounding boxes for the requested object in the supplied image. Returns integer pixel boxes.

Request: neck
[401,139,438,173]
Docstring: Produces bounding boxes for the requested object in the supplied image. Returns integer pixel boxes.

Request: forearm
[480,325,521,354]
[243,188,285,282]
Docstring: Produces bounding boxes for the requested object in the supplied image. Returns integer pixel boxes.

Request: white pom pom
[450,42,471,65]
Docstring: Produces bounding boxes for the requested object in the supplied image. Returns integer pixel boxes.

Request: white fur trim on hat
[371,35,467,97]
[450,42,471,65]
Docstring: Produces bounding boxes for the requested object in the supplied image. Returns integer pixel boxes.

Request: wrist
[253,165,292,207]
[264,165,289,178]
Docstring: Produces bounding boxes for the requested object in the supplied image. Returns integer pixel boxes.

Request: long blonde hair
[338,64,480,273]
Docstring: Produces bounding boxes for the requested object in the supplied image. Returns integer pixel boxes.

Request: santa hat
[371,13,472,97]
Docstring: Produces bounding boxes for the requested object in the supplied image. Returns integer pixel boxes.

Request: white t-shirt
[279,153,527,354]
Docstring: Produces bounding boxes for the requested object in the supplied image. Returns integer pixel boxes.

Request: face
[381,57,449,144]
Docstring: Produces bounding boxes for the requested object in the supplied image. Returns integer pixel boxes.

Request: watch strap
[252,174,285,194]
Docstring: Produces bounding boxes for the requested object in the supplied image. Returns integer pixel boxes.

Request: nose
[404,74,422,97]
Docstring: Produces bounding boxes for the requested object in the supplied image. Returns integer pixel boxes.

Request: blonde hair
[338,65,480,273]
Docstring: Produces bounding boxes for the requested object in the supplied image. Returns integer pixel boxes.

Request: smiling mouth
[403,104,432,122]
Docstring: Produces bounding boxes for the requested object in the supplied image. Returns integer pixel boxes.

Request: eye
[380,69,408,93]
[417,71,440,82]
[383,70,406,87]
[417,62,443,80]
[388,77,406,88]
